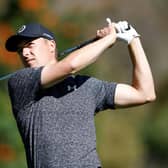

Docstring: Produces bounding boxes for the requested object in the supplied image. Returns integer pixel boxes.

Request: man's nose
[22,47,30,57]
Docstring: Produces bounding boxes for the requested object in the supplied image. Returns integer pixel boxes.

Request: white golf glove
[115,21,140,44]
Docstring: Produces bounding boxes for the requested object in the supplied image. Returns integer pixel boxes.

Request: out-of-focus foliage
[0,0,168,168]
[142,78,168,168]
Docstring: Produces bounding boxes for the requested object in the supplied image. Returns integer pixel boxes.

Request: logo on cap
[18,25,26,33]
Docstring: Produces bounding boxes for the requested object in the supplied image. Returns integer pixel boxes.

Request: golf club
[0,18,113,81]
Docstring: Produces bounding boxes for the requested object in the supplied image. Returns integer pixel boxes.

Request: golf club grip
[59,36,99,57]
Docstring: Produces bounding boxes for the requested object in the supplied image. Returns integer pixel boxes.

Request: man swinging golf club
[5,18,156,168]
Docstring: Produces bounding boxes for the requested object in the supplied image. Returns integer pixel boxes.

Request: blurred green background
[0,0,168,167]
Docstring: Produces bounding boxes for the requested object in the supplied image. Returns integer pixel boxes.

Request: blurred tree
[19,0,46,11]
[0,0,168,168]
[0,23,20,67]
[142,78,168,167]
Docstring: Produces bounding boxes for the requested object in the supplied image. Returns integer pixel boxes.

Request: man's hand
[96,19,117,45]
[115,21,140,44]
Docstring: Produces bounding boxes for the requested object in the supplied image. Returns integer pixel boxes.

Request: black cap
[5,23,55,52]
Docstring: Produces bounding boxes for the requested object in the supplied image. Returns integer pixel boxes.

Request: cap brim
[5,35,38,52]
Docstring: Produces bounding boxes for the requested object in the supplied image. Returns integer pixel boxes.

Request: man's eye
[28,42,35,46]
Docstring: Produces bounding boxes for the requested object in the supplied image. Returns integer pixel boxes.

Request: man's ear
[49,40,56,53]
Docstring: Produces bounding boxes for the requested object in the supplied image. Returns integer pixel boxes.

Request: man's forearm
[66,34,115,73]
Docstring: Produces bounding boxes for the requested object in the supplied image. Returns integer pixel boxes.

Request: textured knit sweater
[8,67,117,168]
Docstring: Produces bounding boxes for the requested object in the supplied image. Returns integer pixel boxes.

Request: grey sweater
[8,67,117,168]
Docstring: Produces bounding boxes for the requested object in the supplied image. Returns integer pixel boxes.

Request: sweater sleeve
[8,67,43,111]
[94,79,117,113]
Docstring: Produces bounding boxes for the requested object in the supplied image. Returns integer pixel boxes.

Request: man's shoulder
[9,67,42,81]
[8,67,43,91]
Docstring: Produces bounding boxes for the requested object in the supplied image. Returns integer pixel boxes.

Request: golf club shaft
[58,36,99,57]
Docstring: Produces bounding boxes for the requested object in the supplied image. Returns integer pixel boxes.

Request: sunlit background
[0,0,168,168]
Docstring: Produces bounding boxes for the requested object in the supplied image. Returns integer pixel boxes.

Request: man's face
[17,38,56,68]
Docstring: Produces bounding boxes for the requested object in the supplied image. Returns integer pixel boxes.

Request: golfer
[5,20,156,168]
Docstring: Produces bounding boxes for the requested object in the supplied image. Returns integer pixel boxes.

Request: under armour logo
[18,25,26,33]
[67,85,77,92]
